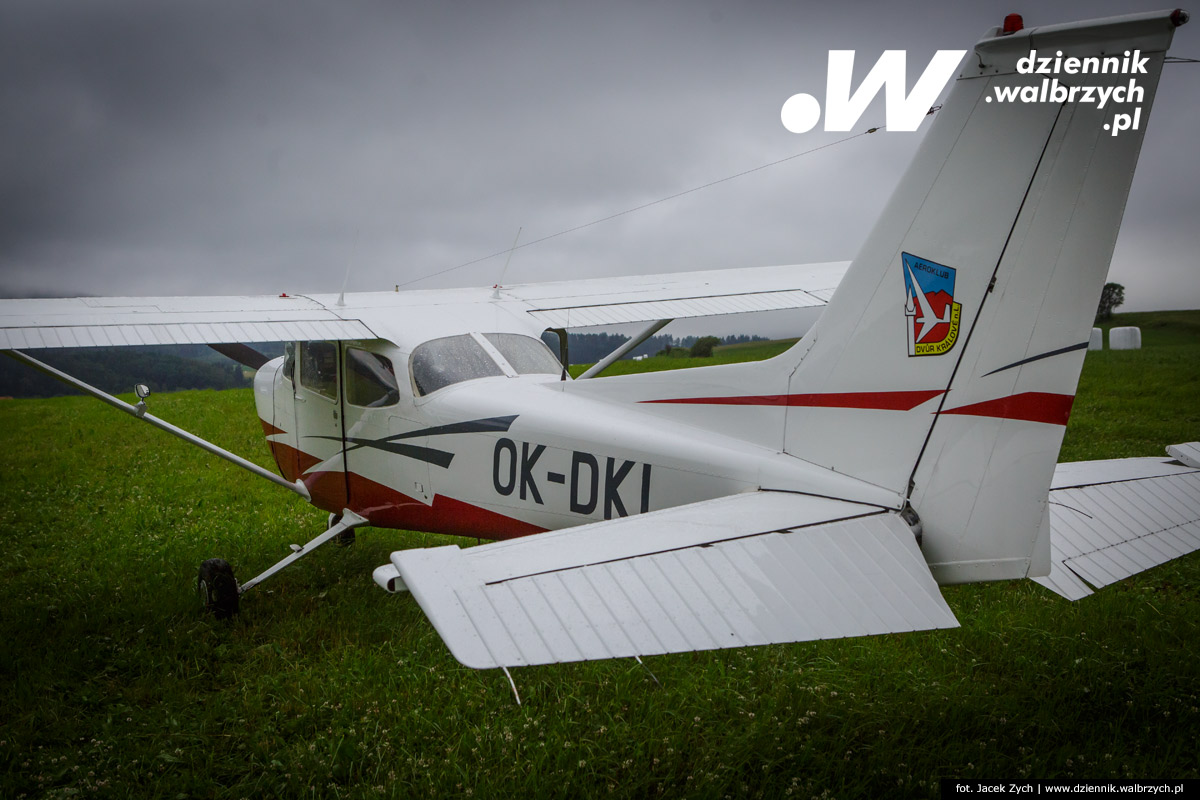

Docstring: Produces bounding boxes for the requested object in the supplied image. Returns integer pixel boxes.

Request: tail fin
[779,10,1186,582]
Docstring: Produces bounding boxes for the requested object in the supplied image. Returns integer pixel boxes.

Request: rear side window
[346,348,399,407]
[300,341,338,399]
[483,333,563,375]
[411,334,504,396]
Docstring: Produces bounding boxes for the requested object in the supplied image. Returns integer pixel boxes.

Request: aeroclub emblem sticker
[902,252,962,357]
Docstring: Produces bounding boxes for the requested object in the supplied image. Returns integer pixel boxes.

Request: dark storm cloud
[1,0,1197,314]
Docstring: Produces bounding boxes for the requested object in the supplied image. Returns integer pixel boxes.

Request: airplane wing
[0,294,377,349]
[373,491,958,669]
[496,261,847,327]
[1035,444,1200,600]
[0,261,848,348]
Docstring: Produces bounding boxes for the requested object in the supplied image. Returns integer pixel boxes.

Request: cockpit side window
[346,348,400,407]
[299,341,338,399]
[411,334,504,396]
[482,333,564,375]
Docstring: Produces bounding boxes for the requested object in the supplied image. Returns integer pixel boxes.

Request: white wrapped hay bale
[1089,328,1103,350]
[1109,326,1142,350]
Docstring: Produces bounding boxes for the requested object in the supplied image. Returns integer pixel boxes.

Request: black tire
[197,558,240,620]
[329,513,355,547]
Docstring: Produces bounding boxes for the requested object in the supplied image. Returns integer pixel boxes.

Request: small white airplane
[2,10,1198,674]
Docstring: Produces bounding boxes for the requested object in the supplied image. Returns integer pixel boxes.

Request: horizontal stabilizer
[375,492,957,669]
[1036,445,1200,600]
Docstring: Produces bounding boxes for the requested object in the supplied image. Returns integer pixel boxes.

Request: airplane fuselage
[254,338,898,540]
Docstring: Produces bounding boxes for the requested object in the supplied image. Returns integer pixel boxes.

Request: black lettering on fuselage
[570,451,599,514]
[604,457,635,519]
[520,442,546,504]
[494,439,653,518]
[640,463,652,514]
[493,438,517,496]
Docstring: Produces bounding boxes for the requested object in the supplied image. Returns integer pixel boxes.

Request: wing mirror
[134,384,151,417]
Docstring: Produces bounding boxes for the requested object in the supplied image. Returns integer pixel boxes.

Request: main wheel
[329,513,355,547]
[197,558,240,620]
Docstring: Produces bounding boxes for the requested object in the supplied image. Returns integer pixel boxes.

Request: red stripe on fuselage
[939,392,1075,426]
[346,471,546,540]
[259,418,288,437]
[263,439,346,509]
[640,390,944,411]
[265,439,320,481]
[263,436,541,540]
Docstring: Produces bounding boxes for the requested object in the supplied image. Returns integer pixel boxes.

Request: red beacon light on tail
[1002,13,1024,34]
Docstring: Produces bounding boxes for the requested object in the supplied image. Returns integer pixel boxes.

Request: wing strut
[578,318,672,379]
[3,349,310,501]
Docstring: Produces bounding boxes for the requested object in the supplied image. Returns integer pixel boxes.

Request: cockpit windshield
[410,333,564,396]
[482,333,563,376]
[411,335,504,396]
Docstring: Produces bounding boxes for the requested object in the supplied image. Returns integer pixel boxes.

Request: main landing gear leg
[330,512,356,547]
[198,509,369,617]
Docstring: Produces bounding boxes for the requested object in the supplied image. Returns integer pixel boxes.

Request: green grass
[1,313,1198,799]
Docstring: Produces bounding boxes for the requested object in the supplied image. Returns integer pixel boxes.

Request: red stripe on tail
[939,392,1074,426]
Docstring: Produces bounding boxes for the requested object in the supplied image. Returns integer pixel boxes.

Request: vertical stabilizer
[779,10,1185,581]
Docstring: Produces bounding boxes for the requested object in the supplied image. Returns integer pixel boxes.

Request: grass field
[1,311,1198,799]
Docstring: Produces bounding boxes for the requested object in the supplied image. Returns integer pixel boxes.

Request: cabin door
[293,340,349,512]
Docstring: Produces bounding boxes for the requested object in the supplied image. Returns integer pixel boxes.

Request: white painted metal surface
[501,262,847,328]
[0,319,376,349]
[789,11,1180,584]
[526,289,827,328]
[1168,443,1200,470]
[1036,450,1200,600]
[1051,454,1197,489]
[1109,326,1142,350]
[0,262,847,352]
[0,294,376,348]
[376,494,956,668]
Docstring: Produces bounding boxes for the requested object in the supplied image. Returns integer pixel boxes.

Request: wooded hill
[0,345,260,398]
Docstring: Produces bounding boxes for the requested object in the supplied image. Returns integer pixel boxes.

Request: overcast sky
[2,0,1197,336]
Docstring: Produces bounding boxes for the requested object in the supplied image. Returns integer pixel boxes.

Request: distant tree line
[0,346,254,399]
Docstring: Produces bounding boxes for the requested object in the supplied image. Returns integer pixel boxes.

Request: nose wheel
[197,558,240,619]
